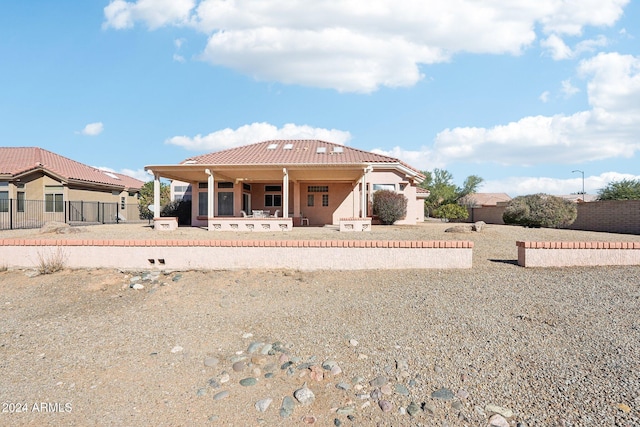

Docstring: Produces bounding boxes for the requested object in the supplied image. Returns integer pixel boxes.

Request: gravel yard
[0,223,639,426]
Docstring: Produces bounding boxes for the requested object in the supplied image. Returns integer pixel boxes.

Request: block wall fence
[468,200,640,235]
[0,239,474,271]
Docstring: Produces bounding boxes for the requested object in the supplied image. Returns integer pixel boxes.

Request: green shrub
[433,203,469,221]
[503,194,577,228]
[161,200,192,225]
[372,190,408,225]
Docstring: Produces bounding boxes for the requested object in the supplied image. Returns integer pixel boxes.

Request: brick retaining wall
[516,241,640,267]
[0,239,473,271]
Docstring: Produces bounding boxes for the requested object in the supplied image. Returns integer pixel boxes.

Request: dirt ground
[1,223,639,426]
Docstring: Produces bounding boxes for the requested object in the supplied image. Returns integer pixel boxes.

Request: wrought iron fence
[0,199,145,230]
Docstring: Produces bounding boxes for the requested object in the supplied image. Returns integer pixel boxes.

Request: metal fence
[0,199,145,230]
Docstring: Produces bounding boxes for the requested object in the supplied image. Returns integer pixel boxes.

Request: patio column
[360,166,371,218]
[205,169,214,218]
[153,172,161,218]
[282,168,289,218]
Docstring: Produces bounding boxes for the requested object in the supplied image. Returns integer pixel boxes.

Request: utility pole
[572,170,585,200]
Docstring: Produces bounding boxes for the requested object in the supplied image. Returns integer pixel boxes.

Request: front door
[218,192,234,216]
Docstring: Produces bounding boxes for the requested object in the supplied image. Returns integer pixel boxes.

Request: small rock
[380,384,393,395]
[242,332,253,339]
[260,343,273,355]
[132,283,144,290]
[407,401,421,416]
[213,391,229,400]
[431,387,455,400]
[330,365,342,376]
[334,418,342,426]
[485,405,514,418]
[616,403,631,413]
[452,400,463,410]
[378,400,393,412]
[170,346,183,353]
[281,361,294,370]
[251,355,267,365]
[349,339,359,346]
[457,389,469,400]
[322,360,338,370]
[434,365,443,373]
[247,342,264,353]
[370,376,388,387]
[232,361,246,372]
[336,407,355,415]
[280,396,295,418]
[255,398,273,412]
[171,273,182,282]
[396,359,409,371]
[294,383,315,405]
[488,414,509,427]
[239,377,257,386]
[423,401,436,414]
[370,388,382,400]
[219,372,230,383]
[207,378,221,388]
[301,415,316,424]
[336,382,351,390]
[394,384,409,396]
[196,388,206,396]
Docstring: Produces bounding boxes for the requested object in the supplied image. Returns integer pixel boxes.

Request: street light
[572,170,585,199]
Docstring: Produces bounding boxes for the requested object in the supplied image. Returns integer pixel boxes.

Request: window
[243,183,251,191]
[322,194,329,207]
[121,196,126,210]
[17,191,25,212]
[265,185,281,192]
[372,184,396,192]
[307,194,314,207]
[198,192,208,216]
[307,185,329,192]
[0,190,8,213]
[265,194,282,207]
[217,182,233,189]
[45,186,63,213]
[198,182,208,189]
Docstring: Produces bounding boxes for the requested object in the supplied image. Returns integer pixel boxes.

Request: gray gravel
[0,223,638,426]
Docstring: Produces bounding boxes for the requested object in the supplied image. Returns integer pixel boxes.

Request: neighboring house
[0,147,144,228]
[460,193,512,224]
[146,140,427,229]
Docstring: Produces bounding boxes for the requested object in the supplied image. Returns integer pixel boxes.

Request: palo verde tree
[138,181,170,220]
[597,178,640,200]
[419,169,483,219]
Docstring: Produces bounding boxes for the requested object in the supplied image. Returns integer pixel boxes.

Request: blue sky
[1,0,639,196]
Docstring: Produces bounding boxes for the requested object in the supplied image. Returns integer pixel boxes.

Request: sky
[1,0,639,196]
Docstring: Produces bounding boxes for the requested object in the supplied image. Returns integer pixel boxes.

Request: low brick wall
[0,239,474,271]
[517,241,640,267]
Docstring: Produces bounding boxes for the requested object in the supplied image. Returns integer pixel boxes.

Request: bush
[503,194,577,228]
[161,200,192,225]
[372,190,408,225]
[433,203,469,222]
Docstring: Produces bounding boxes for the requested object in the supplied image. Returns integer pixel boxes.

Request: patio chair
[241,210,252,218]
[300,212,309,226]
[271,209,280,218]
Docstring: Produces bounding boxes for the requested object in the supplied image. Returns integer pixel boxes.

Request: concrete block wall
[517,241,640,267]
[0,239,474,271]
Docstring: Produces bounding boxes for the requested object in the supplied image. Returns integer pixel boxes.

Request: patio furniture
[271,210,280,218]
[241,210,253,218]
[300,212,309,226]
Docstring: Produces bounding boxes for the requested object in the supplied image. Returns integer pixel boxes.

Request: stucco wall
[0,239,474,271]
[516,241,640,267]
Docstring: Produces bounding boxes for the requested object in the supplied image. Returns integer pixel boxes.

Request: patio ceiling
[145,164,368,184]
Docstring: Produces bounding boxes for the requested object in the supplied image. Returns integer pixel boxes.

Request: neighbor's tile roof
[0,147,144,190]
[460,193,512,206]
[183,140,424,176]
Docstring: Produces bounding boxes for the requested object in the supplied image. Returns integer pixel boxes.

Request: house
[145,140,427,231]
[0,147,144,228]
[459,193,512,224]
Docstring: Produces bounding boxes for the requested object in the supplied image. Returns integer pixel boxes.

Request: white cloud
[539,91,550,103]
[561,79,580,97]
[371,146,439,172]
[481,171,640,196]
[79,122,104,136]
[103,0,629,92]
[173,54,185,63]
[166,122,352,151]
[432,52,640,167]
[95,166,150,182]
[541,34,573,60]
[103,0,195,30]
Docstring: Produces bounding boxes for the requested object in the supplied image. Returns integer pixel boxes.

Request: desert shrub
[37,248,67,274]
[503,194,577,228]
[597,178,640,200]
[161,200,192,225]
[433,203,469,221]
[372,190,408,225]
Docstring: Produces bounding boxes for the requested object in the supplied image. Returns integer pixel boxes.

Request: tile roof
[183,140,424,176]
[460,193,512,206]
[0,147,144,190]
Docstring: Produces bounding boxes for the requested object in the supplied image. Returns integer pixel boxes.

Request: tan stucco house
[145,140,427,231]
[0,147,144,228]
